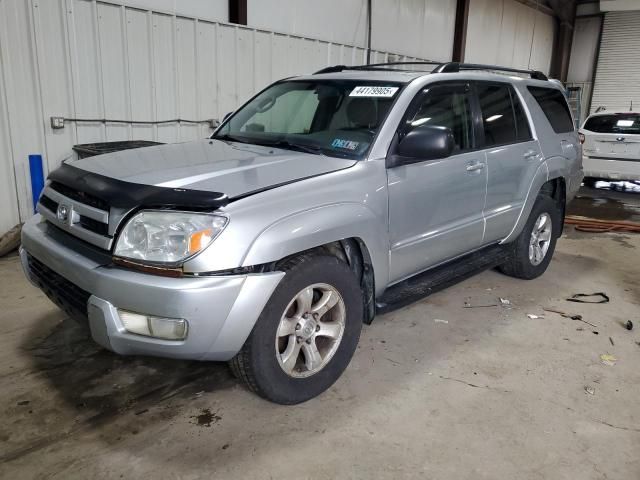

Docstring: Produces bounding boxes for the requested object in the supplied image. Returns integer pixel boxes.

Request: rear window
[528,87,574,134]
[583,114,640,134]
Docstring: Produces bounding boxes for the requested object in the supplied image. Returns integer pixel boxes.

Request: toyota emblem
[57,204,70,222]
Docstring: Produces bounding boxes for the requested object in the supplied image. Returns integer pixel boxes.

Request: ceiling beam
[547,0,577,22]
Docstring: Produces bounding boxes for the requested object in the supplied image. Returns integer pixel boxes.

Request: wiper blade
[211,133,251,144]
[255,140,325,155]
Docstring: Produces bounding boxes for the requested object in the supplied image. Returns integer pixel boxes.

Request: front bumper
[583,156,640,182]
[20,215,284,361]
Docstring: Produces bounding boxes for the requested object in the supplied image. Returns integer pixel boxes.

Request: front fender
[242,203,389,295]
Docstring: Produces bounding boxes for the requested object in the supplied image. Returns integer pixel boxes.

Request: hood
[68,139,357,199]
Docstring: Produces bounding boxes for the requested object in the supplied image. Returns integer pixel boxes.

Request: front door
[387,83,487,284]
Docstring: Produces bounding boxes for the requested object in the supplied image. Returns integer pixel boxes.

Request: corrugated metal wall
[0,0,429,234]
[465,0,555,73]
[246,0,458,61]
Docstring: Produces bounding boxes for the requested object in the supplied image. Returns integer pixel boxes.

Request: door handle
[524,150,540,161]
[466,162,485,172]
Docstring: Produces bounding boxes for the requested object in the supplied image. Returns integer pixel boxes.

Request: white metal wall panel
[126,9,154,141]
[98,2,129,142]
[247,0,457,62]
[0,0,47,221]
[121,0,228,22]
[590,11,640,113]
[247,0,369,47]
[465,0,554,74]
[196,21,219,132]
[371,0,457,61]
[32,0,77,173]
[0,40,20,234]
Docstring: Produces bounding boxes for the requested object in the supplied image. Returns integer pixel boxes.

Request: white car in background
[580,111,640,187]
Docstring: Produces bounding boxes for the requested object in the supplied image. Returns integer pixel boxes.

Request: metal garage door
[590,11,640,114]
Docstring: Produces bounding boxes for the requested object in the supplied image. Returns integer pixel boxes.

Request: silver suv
[21,62,583,404]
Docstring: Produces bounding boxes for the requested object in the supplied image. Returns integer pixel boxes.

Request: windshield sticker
[332,139,360,151]
[350,86,399,98]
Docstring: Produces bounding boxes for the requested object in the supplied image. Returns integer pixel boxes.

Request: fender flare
[241,202,389,295]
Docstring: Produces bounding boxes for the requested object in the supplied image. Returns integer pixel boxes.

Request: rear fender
[501,161,549,244]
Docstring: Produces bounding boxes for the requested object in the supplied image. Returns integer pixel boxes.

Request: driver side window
[407,86,474,152]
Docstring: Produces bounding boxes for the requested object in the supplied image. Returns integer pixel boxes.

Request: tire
[229,254,363,404]
[498,194,560,280]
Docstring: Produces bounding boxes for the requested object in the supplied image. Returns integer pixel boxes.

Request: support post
[229,0,247,25]
[366,0,372,64]
[452,0,470,62]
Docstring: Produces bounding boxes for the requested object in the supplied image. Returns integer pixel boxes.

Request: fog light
[118,309,188,340]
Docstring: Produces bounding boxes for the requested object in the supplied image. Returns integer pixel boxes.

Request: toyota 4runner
[21,62,583,404]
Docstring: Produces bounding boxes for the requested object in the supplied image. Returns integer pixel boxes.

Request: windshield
[213,80,403,159]
[583,114,640,134]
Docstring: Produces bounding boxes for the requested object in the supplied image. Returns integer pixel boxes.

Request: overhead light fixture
[411,117,431,127]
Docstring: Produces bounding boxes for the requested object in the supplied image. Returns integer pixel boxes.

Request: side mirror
[390,125,455,167]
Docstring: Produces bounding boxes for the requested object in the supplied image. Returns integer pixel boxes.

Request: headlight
[114,211,227,264]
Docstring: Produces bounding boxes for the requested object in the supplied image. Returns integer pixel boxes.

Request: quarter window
[528,86,574,133]
[408,85,474,152]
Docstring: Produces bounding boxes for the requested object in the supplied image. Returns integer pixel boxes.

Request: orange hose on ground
[565,215,640,233]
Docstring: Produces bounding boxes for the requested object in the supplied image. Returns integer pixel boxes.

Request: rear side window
[583,114,640,134]
[528,87,574,133]
[476,84,531,147]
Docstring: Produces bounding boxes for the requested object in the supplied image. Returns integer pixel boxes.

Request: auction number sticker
[350,86,399,97]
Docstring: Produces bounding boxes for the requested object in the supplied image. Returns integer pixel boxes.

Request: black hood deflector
[48,163,229,211]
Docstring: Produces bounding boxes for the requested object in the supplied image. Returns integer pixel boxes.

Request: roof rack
[313,61,444,74]
[313,61,549,81]
[431,62,548,81]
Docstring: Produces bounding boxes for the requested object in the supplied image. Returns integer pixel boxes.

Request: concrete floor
[1,202,640,479]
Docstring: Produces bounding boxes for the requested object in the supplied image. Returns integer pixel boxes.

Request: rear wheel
[229,254,363,404]
[499,195,560,280]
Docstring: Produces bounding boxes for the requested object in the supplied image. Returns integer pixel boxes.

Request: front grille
[39,194,109,237]
[77,215,109,236]
[37,183,112,250]
[39,195,59,213]
[27,254,91,320]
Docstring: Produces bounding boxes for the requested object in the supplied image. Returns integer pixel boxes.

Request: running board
[376,244,510,315]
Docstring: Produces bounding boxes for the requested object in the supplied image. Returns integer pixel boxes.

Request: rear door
[582,114,640,160]
[474,82,543,242]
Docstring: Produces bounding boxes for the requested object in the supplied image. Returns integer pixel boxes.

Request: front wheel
[229,254,363,404]
[498,195,560,280]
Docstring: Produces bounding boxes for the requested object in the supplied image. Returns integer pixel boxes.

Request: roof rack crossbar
[431,62,548,81]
